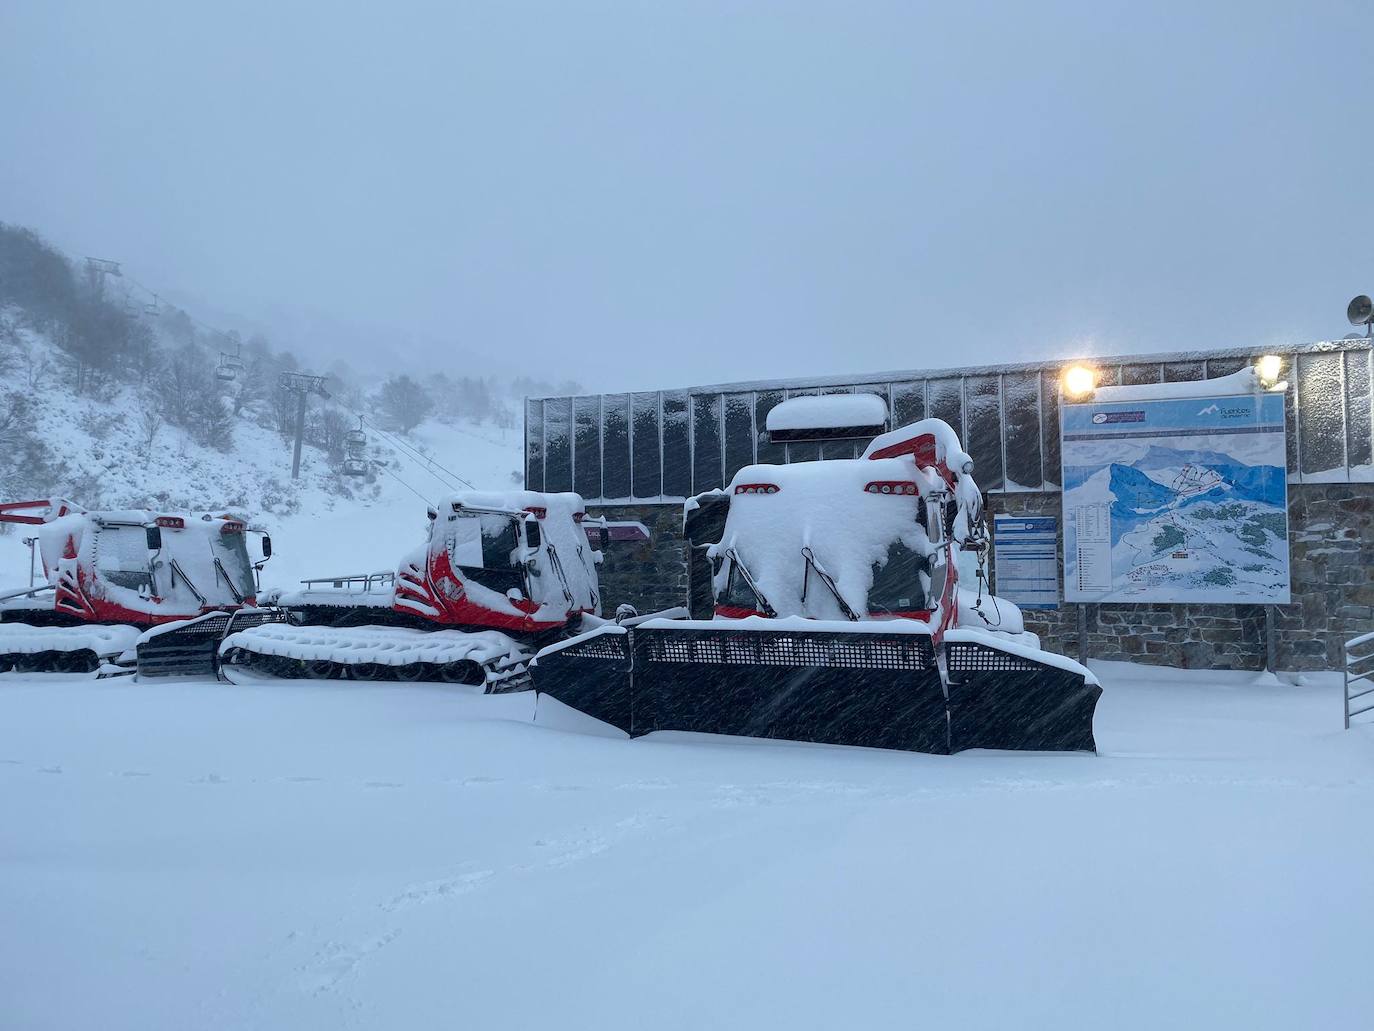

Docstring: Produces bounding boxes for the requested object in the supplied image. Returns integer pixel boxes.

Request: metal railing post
[1343,631,1374,730]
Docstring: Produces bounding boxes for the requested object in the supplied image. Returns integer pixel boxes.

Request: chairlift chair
[342,420,368,476]
[216,349,246,383]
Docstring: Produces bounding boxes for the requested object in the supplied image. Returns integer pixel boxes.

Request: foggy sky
[3,1,1371,392]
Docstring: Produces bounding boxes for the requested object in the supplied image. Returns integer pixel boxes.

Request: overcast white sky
[3,1,1371,391]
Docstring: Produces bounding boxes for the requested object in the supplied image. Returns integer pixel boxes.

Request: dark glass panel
[1297,352,1346,478]
[1121,363,1162,386]
[1345,350,1372,474]
[891,381,925,427]
[1203,356,1248,377]
[1163,361,1205,382]
[927,378,964,439]
[543,397,572,492]
[1041,371,1062,489]
[525,399,544,491]
[632,392,662,499]
[754,390,785,465]
[723,393,755,482]
[601,393,631,499]
[573,396,602,499]
[691,393,723,491]
[964,375,1003,490]
[662,391,691,497]
[1002,372,1042,492]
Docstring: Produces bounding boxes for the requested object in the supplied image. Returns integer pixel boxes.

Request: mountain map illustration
[1061,388,1290,604]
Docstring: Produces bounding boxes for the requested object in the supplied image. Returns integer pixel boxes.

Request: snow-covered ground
[1,663,1371,1030]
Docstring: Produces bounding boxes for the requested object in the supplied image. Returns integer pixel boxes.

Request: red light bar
[734,483,780,495]
[572,511,585,523]
[155,516,185,528]
[864,481,920,496]
[525,506,548,519]
[220,520,246,533]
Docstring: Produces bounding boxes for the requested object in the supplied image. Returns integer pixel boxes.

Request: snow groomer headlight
[864,481,920,495]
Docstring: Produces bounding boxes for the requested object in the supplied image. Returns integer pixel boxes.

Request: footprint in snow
[195,773,226,785]
[38,765,62,774]
[120,770,151,778]
[365,780,403,789]
[381,869,494,911]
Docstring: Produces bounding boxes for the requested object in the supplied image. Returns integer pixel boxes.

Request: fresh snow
[219,623,525,668]
[764,392,887,431]
[0,622,140,658]
[1089,365,1272,401]
[0,663,1370,1029]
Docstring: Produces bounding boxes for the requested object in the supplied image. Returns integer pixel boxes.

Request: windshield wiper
[168,558,206,606]
[213,557,245,604]
[724,547,776,617]
[801,547,859,621]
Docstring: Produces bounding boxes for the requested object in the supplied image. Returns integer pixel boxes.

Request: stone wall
[590,504,692,617]
[589,482,1374,672]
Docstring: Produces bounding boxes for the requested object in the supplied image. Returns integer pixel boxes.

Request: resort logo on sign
[1091,411,1146,425]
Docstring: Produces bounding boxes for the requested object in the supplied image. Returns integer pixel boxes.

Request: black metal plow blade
[534,626,1101,755]
[944,639,1101,753]
[535,626,950,754]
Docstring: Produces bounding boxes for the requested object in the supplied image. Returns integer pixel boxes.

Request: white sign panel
[993,515,1059,610]
[1062,388,1290,604]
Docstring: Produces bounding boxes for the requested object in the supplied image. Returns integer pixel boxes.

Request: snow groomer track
[221,622,527,686]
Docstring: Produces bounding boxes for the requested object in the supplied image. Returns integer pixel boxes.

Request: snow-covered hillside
[0,321,524,593]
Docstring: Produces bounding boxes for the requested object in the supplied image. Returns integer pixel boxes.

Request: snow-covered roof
[1085,365,1274,402]
[526,340,1364,400]
[765,393,888,433]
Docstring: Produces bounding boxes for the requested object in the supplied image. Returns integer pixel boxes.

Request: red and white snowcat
[218,490,605,687]
[0,499,271,674]
[532,419,1102,754]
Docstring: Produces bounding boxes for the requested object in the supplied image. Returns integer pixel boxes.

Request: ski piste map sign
[1061,383,1290,605]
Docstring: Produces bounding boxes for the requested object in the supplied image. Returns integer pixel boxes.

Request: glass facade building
[525,343,1374,505]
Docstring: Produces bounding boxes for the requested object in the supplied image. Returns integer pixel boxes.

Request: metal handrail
[1343,632,1374,729]
[298,571,395,592]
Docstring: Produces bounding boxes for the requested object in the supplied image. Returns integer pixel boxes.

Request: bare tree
[136,395,163,468]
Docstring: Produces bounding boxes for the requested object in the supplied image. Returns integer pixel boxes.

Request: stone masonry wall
[589,504,691,617]
[591,482,1374,672]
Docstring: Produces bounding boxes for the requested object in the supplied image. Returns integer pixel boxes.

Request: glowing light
[1256,354,1283,386]
[1062,365,1096,398]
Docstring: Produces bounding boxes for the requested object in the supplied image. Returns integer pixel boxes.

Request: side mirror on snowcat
[146,526,162,551]
[261,535,273,559]
[523,519,542,550]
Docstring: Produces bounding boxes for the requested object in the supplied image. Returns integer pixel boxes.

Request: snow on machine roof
[765,393,889,436]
